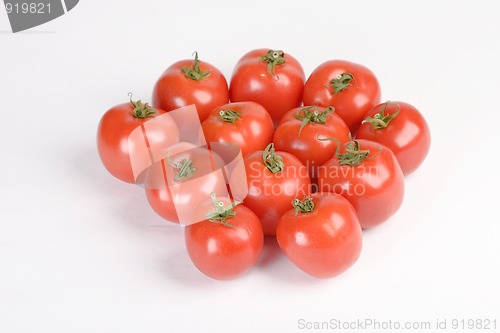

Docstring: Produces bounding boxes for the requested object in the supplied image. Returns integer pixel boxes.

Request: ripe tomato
[229,143,311,236]
[152,52,229,122]
[144,142,227,224]
[229,49,305,126]
[355,101,431,175]
[185,194,264,280]
[97,98,179,184]
[303,60,381,132]
[276,193,362,278]
[318,139,404,229]
[202,101,274,157]
[273,106,351,183]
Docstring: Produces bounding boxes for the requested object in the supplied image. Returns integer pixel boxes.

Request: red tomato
[144,142,227,224]
[185,194,264,280]
[202,101,274,157]
[276,193,362,278]
[230,49,305,126]
[355,101,431,175]
[97,98,179,183]
[152,52,229,122]
[303,60,381,132]
[229,143,311,236]
[318,139,404,229]
[273,106,351,183]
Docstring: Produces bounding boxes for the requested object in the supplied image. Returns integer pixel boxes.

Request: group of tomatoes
[97,49,431,280]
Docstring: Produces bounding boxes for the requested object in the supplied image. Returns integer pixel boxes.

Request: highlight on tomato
[318,139,404,229]
[230,48,305,126]
[152,52,229,122]
[356,101,431,175]
[276,193,362,278]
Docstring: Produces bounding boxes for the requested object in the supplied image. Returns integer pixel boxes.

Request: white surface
[1,1,499,332]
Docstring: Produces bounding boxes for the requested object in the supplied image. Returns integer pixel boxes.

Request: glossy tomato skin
[318,139,404,229]
[230,49,305,126]
[276,193,362,278]
[273,106,351,182]
[303,60,381,132]
[355,101,431,175]
[230,149,311,236]
[185,204,264,280]
[152,57,229,122]
[144,142,227,224]
[146,187,178,222]
[97,102,179,184]
[202,101,274,157]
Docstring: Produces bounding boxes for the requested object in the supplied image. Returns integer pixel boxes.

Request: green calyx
[181,51,211,81]
[129,93,156,118]
[263,143,284,174]
[292,196,315,216]
[362,101,401,130]
[337,141,372,166]
[259,49,286,79]
[167,155,196,182]
[219,109,241,123]
[329,72,354,94]
[316,136,380,167]
[295,106,334,138]
[205,193,242,227]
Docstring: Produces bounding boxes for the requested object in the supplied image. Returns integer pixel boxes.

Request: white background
[1,1,499,332]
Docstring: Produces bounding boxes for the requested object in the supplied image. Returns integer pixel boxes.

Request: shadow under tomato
[255,237,326,285]
[256,236,284,267]
[161,245,267,287]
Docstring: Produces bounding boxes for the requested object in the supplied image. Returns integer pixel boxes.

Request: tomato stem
[295,106,334,138]
[205,193,241,227]
[292,196,315,215]
[263,143,284,173]
[259,49,286,80]
[167,155,196,182]
[337,141,372,166]
[219,109,241,123]
[129,93,156,118]
[181,51,211,81]
[329,73,354,94]
[362,101,401,129]
[317,137,380,166]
